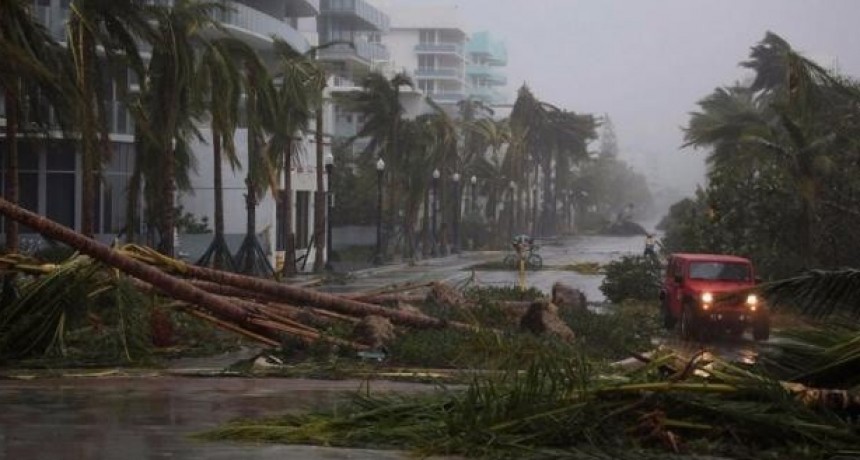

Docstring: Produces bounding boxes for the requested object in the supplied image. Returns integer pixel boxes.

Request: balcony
[415,67,462,80]
[320,0,390,32]
[414,42,464,58]
[467,64,507,85]
[285,0,320,17]
[466,32,508,66]
[468,86,506,105]
[213,2,309,52]
[318,39,389,66]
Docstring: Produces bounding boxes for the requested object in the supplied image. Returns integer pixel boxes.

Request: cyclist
[512,234,534,254]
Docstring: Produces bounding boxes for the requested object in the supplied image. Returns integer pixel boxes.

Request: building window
[98,143,136,234]
[419,29,437,44]
[45,141,76,229]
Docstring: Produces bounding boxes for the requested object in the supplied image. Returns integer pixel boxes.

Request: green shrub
[599,256,661,304]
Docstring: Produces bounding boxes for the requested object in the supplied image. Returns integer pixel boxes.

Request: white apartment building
[2,0,510,269]
[380,4,468,113]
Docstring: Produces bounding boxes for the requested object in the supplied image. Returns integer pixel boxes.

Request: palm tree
[232,55,276,277]
[68,0,153,239]
[265,39,324,276]
[336,72,413,259]
[683,32,857,268]
[419,99,458,254]
[193,38,253,271]
[128,0,218,256]
[0,0,71,252]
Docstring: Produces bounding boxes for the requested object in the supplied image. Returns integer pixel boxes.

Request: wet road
[0,377,447,460]
[322,233,645,302]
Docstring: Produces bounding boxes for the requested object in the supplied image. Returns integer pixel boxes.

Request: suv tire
[680,304,697,341]
[661,298,676,330]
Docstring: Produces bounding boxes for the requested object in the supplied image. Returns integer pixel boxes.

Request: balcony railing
[427,92,466,103]
[415,42,464,56]
[320,0,390,32]
[212,2,309,52]
[415,67,462,79]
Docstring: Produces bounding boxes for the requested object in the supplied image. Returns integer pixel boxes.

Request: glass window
[46,141,75,171]
[19,172,39,234]
[46,172,75,228]
[689,262,750,281]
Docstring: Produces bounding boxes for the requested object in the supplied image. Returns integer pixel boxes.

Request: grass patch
[559,261,603,274]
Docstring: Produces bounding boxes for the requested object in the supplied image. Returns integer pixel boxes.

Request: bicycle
[503,244,543,270]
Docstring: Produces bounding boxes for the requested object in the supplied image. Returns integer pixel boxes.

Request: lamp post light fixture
[324,152,334,270]
[373,158,385,265]
[452,173,461,254]
[431,168,440,256]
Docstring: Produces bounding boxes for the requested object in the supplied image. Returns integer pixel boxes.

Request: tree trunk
[282,138,296,277]
[0,197,280,340]
[76,24,98,240]
[312,107,325,272]
[157,136,176,257]
[421,186,431,257]
[3,89,19,253]
[213,129,224,242]
[125,163,141,244]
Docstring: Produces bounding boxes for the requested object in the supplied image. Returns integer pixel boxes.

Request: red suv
[659,253,769,341]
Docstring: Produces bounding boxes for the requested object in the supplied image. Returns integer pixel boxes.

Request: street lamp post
[373,158,385,265]
[470,175,477,215]
[324,152,334,270]
[508,180,516,237]
[452,173,461,254]
[431,168,439,256]
[532,186,538,236]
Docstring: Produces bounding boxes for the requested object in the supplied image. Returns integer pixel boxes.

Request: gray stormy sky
[397,0,860,196]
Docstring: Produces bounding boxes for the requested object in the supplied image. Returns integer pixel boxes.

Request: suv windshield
[689,262,750,281]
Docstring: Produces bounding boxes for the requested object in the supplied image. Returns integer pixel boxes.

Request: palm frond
[762,268,860,318]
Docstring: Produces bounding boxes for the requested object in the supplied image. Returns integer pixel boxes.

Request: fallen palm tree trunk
[0,198,287,346]
[175,305,280,347]
[120,245,476,333]
[136,278,362,349]
[349,292,427,305]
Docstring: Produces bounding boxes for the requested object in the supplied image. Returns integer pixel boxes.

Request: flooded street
[0,229,760,458]
[0,377,444,459]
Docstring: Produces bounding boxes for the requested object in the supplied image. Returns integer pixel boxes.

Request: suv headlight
[700,292,713,309]
[746,294,758,311]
